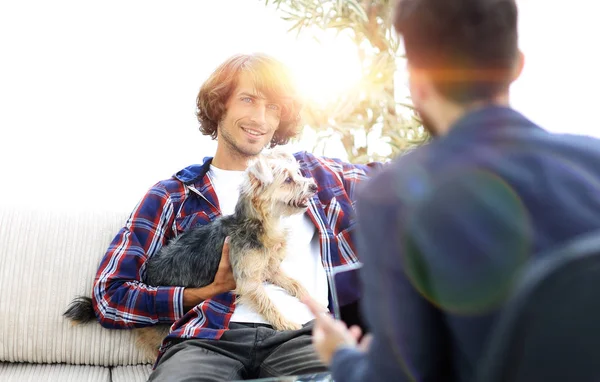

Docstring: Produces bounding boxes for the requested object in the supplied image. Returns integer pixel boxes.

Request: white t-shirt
[207,165,329,325]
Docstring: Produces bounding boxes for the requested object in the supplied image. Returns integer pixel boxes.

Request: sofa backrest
[0,205,150,366]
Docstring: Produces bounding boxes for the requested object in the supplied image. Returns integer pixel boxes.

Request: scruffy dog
[64,148,318,359]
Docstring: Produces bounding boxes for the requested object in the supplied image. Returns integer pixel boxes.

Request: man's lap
[148,321,327,382]
[148,340,246,382]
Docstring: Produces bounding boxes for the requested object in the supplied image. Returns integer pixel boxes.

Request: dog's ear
[247,156,274,187]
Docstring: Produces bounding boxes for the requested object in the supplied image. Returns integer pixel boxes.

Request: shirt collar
[172,156,213,185]
[444,105,539,139]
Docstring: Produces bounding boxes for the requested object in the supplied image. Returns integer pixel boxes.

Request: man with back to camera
[303,0,600,381]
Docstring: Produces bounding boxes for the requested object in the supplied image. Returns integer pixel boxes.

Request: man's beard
[417,109,438,138]
[220,124,266,158]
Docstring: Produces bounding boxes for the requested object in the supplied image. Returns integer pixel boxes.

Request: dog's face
[244,148,318,217]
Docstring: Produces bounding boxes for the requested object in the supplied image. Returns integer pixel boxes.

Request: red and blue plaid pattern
[92,151,381,365]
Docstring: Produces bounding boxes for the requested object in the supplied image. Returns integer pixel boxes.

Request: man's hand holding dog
[211,236,237,293]
[183,237,236,310]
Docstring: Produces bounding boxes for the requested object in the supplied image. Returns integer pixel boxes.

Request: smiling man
[215,75,280,162]
[90,53,381,381]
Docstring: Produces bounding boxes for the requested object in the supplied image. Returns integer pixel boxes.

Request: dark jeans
[147,321,327,382]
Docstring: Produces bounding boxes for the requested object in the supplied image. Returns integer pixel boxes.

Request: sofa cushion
[0,362,110,382]
[112,364,153,382]
[0,206,150,366]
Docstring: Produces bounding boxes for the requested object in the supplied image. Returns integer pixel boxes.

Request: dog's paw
[292,284,310,301]
[272,318,302,331]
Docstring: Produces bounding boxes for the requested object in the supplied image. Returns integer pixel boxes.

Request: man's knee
[260,334,328,378]
[148,341,245,382]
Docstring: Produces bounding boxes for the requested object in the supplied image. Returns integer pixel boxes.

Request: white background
[1,0,598,212]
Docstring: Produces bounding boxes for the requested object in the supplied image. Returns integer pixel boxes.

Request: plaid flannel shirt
[92,151,381,365]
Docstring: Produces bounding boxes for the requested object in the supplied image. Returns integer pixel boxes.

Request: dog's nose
[309,183,318,193]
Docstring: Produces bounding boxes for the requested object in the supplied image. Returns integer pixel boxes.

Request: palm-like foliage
[265,0,428,163]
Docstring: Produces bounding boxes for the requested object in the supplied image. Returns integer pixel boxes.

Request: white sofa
[0,205,153,381]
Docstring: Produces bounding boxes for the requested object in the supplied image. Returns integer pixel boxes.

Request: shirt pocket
[174,211,211,236]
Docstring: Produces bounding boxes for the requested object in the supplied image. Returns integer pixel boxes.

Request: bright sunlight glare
[287,28,363,107]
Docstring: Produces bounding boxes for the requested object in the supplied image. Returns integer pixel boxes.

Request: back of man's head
[393,0,519,104]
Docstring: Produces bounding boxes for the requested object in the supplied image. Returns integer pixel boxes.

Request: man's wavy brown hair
[196,53,303,148]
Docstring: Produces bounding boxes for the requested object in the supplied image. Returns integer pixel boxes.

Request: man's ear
[407,64,431,108]
[247,157,274,187]
[511,50,525,82]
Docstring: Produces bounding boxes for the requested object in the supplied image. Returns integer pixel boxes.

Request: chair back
[476,232,600,382]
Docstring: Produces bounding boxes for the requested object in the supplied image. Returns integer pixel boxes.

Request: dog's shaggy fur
[64,148,318,359]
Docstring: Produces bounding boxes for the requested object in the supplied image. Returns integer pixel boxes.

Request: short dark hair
[196,53,303,148]
[393,0,519,103]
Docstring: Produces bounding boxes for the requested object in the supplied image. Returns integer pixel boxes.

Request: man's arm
[330,168,453,382]
[338,160,384,200]
[327,157,384,202]
[296,151,384,201]
[92,182,227,328]
[331,165,528,381]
